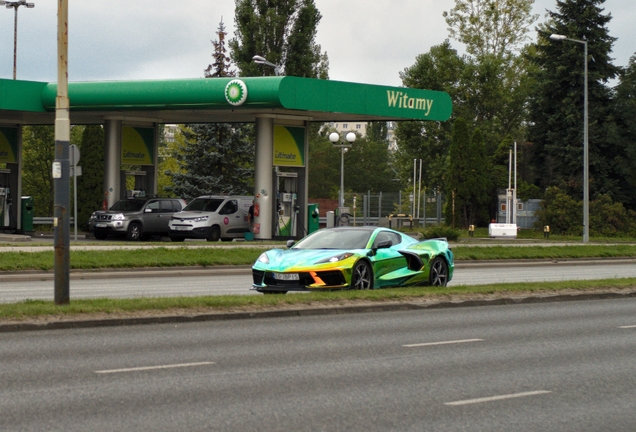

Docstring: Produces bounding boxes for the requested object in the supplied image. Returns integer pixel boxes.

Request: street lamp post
[1,0,35,80]
[329,131,356,208]
[550,33,589,243]
[252,55,283,76]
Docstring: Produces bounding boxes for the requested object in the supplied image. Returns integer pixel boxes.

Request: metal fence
[341,190,446,227]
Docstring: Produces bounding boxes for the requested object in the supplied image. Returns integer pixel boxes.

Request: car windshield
[184,198,224,212]
[109,199,146,212]
[293,229,372,250]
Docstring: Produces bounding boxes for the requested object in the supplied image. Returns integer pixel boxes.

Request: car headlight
[194,215,209,222]
[257,252,269,264]
[316,253,354,264]
[89,212,96,221]
[112,213,125,221]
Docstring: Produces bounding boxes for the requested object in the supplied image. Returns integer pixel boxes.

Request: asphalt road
[2,260,636,303]
[3,298,636,431]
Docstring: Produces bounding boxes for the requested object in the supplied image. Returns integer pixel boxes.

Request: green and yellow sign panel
[122,126,154,165]
[0,127,18,164]
[273,125,305,167]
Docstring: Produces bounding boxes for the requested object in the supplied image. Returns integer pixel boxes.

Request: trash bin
[21,196,34,232]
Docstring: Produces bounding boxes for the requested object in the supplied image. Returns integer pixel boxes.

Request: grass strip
[2,277,636,321]
[1,244,636,272]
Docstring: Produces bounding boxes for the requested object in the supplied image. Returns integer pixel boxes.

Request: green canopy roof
[0,76,452,125]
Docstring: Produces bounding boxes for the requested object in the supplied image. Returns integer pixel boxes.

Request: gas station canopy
[0,76,452,125]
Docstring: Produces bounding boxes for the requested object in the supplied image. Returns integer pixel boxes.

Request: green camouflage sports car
[251,226,454,294]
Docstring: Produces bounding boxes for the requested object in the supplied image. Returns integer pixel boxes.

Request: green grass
[2,277,635,321]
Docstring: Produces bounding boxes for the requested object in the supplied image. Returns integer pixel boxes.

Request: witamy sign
[387,90,434,116]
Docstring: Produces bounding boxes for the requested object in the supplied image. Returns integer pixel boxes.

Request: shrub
[419,225,461,241]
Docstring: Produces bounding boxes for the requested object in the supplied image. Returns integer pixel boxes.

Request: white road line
[445,390,552,406]
[95,361,215,374]
[618,325,636,328]
[403,338,484,348]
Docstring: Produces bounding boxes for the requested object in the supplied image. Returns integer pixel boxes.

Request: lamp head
[550,34,567,41]
[345,132,356,143]
[252,55,266,62]
[328,132,340,143]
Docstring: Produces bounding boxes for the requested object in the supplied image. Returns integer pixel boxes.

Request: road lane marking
[445,390,551,406]
[403,338,483,348]
[618,325,636,328]
[95,361,214,374]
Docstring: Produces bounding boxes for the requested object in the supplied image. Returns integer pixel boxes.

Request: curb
[3,290,636,333]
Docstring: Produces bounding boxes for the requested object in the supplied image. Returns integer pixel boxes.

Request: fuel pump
[0,169,11,229]
[275,171,298,237]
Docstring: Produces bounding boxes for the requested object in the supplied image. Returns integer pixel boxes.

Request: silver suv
[89,196,187,241]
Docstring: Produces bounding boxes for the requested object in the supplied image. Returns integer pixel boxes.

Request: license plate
[96,223,107,228]
[173,226,190,231]
[273,272,299,281]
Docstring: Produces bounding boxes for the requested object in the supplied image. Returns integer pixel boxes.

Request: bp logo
[225,79,248,106]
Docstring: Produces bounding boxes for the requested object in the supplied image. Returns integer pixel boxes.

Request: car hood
[259,248,363,269]
[172,211,216,219]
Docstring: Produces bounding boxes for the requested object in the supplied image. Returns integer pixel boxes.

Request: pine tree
[168,124,253,200]
[527,0,620,200]
[166,20,254,200]
[204,19,235,78]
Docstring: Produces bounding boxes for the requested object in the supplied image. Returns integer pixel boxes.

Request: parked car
[89,196,187,241]
[168,195,252,242]
[251,226,454,294]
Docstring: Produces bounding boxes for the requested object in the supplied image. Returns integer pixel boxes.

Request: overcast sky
[0,0,633,87]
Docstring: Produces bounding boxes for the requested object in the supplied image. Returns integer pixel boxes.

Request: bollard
[543,225,550,238]
[468,225,475,237]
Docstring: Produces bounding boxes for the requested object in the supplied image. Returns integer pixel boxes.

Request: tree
[613,54,636,208]
[527,0,621,202]
[168,20,254,200]
[446,119,492,227]
[76,125,104,230]
[443,0,538,58]
[167,123,254,200]
[204,19,235,78]
[21,126,55,217]
[229,0,328,78]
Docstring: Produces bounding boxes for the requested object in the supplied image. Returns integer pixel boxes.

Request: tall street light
[329,131,356,209]
[1,0,35,80]
[252,55,283,76]
[550,33,589,243]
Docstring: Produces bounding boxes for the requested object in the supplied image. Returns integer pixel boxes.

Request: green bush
[419,225,461,241]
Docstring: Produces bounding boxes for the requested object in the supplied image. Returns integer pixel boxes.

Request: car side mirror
[145,208,153,213]
[286,239,296,249]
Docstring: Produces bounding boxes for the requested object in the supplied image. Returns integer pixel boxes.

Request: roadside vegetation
[1,237,636,272]
[2,277,636,322]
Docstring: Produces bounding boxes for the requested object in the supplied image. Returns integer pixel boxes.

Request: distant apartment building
[328,121,397,151]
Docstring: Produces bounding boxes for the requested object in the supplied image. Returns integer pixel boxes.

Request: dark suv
[88,196,187,241]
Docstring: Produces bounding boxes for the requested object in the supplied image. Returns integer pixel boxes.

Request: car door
[218,199,243,236]
[141,199,163,234]
[370,231,407,285]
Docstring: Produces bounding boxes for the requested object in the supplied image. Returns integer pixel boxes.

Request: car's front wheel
[126,222,142,241]
[428,257,449,287]
[93,231,107,240]
[351,260,373,290]
[207,226,221,242]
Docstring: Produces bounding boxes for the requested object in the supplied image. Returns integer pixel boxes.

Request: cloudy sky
[0,0,633,87]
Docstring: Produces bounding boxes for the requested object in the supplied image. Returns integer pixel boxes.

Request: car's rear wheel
[126,222,142,241]
[428,257,449,286]
[207,226,221,242]
[351,260,373,290]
